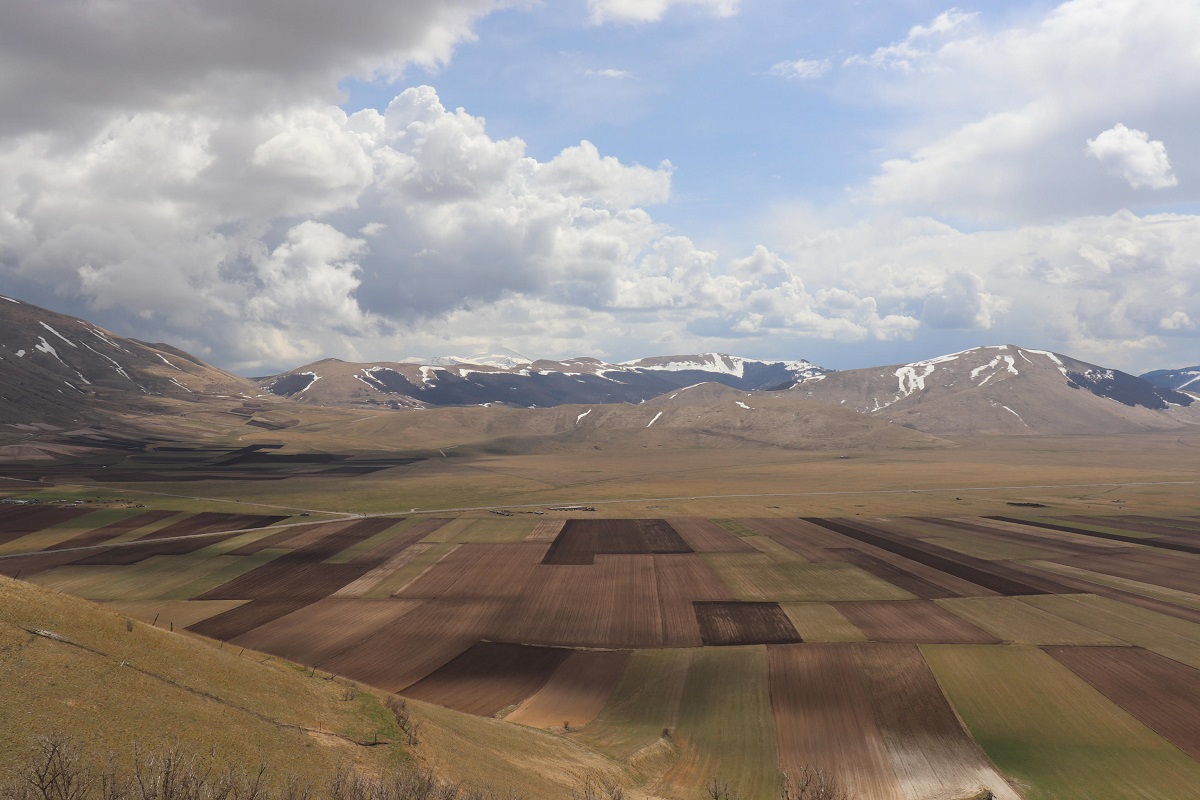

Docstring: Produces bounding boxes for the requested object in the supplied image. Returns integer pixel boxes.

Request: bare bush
[568,774,624,800]
[705,778,735,800]
[13,734,92,800]
[781,767,847,800]
[385,697,419,747]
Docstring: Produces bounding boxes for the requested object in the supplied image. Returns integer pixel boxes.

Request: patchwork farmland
[4,507,1200,799]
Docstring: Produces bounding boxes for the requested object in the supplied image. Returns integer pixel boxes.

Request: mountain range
[1,295,1196,441]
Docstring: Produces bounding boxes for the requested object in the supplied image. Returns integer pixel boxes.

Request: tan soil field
[768,643,904,800]
[187,598,311,639]
[935,596,1126,645]
[401,642,570,717]
[703,552,915,602]
[834,600,1002,644]
[100,598,248,629]
[779,602,866,642]
[574,648,694,761]
[1050,549,1200,595]
[504,648,631,729]
[332,541,440,598]
[524,517,565,542]
[853,643,1020,800]
[231,597,423,666]
[666,517,758,553]
[42,509,179,551]
[319,598,503,692]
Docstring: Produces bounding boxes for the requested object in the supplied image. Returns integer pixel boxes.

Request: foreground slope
[792,345,1195,435]
[0,575,619,797]
[0,295,253,427]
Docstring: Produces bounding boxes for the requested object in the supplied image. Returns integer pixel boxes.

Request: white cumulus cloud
[853,0,1200,224]
[1086,123,1178,189]
[768,59,832,80]
[587,0,740,24]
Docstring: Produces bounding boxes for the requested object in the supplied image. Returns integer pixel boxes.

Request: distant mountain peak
[792,343,1194,435]
[260,352,827,409]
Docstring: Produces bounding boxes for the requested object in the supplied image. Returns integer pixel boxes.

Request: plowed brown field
[70,531,250,566]
[834,600,1002,644]
[139,512,287,541]
[349,518,445,563]
[403,642,571,717]
[694,602,801,646]
[1045,645,1200,761]
[232,597,422,666]
[768,643,903,800]
[505,649,630,729]
[187,599,309,640]
[492,553,733,648]
[808,518,1069,595]
[494,556,663,647]
[0,506,93,544]
[920,517,1127,558]
[0,550,91,578]
[769,643,1020,800]
[542,519,691,565]
[195,561,373,601]
[395,542,548,601]
[194,519,400,601]
[44,510,179,551]
[667,518,757,553]
[1051,550,1200,595]
[739,518,847,561]
[829,548,963,599]
[319,599,503,692]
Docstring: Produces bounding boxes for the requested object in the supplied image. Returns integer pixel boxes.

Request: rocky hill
[791,345,1196,435]
[0,295,254,428]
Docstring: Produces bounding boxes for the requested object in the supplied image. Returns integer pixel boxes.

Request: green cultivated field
[923,644,1200,799]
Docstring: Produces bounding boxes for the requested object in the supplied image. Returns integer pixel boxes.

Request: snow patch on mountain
[1021,348,1068,376]
[34,337,64,363]
[39,321,77,348]
[970,355,1018,381]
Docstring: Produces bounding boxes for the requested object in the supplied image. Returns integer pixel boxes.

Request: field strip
[0,518,352,561]
[376,480,1200,515]
[8,473,1200,517]
[0,473,354,516]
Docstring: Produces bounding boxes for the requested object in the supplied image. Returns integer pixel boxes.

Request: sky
[2,0,1199,375]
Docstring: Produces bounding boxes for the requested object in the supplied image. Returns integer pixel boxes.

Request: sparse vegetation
[1,735,505,800]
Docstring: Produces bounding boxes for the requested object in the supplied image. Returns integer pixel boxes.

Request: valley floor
[3,432,1200,800]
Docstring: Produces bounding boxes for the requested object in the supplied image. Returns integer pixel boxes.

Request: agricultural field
[4,494,1200,800]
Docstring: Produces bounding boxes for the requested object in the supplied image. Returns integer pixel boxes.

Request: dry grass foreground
[0,576,621,799]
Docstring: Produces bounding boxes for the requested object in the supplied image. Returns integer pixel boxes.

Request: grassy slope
[0,576,617,798]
